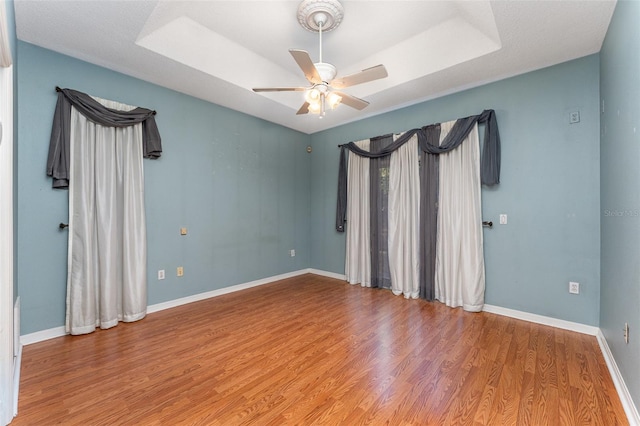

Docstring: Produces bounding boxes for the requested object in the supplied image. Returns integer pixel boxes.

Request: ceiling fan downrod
[316,12,325,64]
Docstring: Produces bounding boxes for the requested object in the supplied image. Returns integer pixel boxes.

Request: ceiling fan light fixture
[305,87,322,103]
[308,101,322,115]
[327,92,342,109]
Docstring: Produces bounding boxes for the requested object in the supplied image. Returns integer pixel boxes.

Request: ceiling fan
[252,0,388,118]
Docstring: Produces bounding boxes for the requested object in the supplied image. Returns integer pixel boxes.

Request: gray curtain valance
[47,87,162,188]
[335,109,501,232]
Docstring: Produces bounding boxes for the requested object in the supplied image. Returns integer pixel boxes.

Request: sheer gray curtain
[369,135,392,290]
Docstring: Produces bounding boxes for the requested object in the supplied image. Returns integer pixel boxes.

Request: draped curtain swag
[336,110,500,305]
[335,109,500,232]
[47,87,162,188]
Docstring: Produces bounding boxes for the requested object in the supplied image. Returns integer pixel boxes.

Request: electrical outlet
[624,323,629,344]
[569,281,579,294]
[158,270,165,280]
[177,266,184,277]
[569,111,580,124]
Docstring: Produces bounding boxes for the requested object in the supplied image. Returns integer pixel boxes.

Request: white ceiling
[14,0,616,134]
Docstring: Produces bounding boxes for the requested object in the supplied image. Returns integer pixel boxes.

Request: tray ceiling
[15,0,616,134]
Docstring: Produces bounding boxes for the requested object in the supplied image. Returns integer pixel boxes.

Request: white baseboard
[147,269,311,314]
[306,268,346,281]
[21,326,66,346]
[596,329,640,426]
[21,269,314,345]
[482,304,599,335]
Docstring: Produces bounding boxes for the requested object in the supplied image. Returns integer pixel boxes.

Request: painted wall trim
[0,63,14,426]
[12,343,21,417]
[12,296,20,418]
[17,277,603,345]
[596,329,640,426]
[21,269,315,345]
[482,304,599,335]
[307,268,346,281]
[20,326,66,346]
[146,269,312,314]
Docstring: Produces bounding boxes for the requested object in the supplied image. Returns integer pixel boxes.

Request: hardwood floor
[13,274,628,425]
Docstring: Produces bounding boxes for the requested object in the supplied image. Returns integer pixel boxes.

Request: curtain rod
[55,86,156,115]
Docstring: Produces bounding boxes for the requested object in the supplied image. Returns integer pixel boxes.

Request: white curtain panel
[345,139,371,287]
[435,121,485,311]
[388,134,420,299]
[66,97,147,335]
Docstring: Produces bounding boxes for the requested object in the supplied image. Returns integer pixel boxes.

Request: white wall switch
[158,269,165,280]
[499,214,508,225]
[290,249,296,257]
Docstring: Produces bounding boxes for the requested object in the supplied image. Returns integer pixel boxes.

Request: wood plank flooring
[13,274,628,425]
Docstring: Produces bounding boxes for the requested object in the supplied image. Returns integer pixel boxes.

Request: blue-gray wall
[11,3,640,418]
[17,42,311,334]
[17,45,603,332]
[600,0,640,411]
[310,54,601,326]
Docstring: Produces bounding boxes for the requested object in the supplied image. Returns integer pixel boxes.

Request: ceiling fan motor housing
[314,62,337,83]
[297,0,345,32]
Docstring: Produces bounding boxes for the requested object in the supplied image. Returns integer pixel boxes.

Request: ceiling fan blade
[289,49,322,84]
[331,65,388,89]
[335,92,369,110]
[296,102,310,115]
[253,87,306,92]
